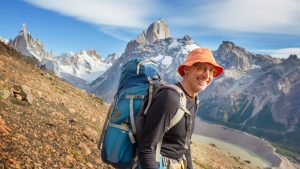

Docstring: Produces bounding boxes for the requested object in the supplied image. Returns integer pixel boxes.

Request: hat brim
[178,62,223,77]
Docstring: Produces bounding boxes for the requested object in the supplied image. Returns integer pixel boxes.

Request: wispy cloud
[172,0,300,36]
[23,0,157,28]
[23,0,300,43]
[99,26,132,42]
[253,48,300,58]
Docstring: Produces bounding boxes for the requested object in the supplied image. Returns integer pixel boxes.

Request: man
[137,48,223,169]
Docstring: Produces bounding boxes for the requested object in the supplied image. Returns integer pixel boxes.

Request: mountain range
[6,19,300,164]
[7,24,115,89]
[201,42,300,163]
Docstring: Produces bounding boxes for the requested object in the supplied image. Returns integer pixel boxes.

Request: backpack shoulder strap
[155,84,191,162]
[161,84,190,129]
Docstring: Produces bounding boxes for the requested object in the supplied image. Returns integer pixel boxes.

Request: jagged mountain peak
[182,35,192,42]
[135,31,147,44]
[215,41,251,70]
[8,23,54,61]
[79,49,102,60]
[217,41,247,54]
[124,19,187,58]
[132,19,171,45]
[145,19,171,44]
[278,54,300,70]
[287,54,298,60]
[20,23,27,35]
[105,53,120,64]
[215,41,282,71]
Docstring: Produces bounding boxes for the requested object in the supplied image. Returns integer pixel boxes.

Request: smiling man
[137,48,223,169]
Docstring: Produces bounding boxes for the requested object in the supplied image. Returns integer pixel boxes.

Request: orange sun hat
[178,48,224,77]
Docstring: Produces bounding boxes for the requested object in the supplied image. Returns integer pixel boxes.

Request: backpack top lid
[117,57,160,92]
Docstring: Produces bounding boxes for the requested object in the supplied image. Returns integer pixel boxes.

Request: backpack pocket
[101,125,134,168]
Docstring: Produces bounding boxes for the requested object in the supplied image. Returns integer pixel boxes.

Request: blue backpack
[98,58,192,169]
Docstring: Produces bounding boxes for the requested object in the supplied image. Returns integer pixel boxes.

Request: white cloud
[253,48,300,58]
[23,0,300,40]
[24,0,156,28]
[176,0,300,35]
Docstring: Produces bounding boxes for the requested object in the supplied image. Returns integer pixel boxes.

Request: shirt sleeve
[137,88,180,169]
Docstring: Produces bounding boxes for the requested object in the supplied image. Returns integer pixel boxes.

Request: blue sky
[1,0,300,58]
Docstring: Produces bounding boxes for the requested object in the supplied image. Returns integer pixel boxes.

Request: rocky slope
[0,42,259,168]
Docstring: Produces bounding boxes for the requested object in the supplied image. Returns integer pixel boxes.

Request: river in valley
[192,134,271,168]
[193,118,283,168]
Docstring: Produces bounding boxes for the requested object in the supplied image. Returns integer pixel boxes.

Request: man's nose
[203,69,213,82]
[204,69,210,78]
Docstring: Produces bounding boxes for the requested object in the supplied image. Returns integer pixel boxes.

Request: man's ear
[183,66,190,75]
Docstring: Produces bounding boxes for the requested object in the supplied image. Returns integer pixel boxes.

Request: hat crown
[186,48,216,62]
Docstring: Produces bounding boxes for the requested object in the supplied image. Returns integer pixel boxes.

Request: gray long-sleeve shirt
[137,83,198,169]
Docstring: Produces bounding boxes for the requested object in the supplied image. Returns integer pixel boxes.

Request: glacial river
[192,134,272,169]
[192,118,283,168]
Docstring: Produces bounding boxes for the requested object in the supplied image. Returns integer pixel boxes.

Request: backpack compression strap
[126,95,145,134]
[98,101,115,150]
[155,85,191,162]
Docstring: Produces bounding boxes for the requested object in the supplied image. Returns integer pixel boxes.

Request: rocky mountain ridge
[7,24,114,89]
[199,42,300,163]
[8,23,55,61]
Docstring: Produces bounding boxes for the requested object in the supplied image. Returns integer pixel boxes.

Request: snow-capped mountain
[8,23,55,61]
[104,53,120,64]
[7,24,114,89]
[57,50,112,83]
[197,41,300,162]
[89,20,199,101]
[8,23,61,76]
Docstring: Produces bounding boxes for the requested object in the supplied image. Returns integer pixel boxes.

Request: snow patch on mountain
[57,50,112,83]
[0,36,8,44]
[151,54,172,67]
[251,64,261,69]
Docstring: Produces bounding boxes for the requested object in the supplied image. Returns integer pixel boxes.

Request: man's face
[184,62,215,93]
